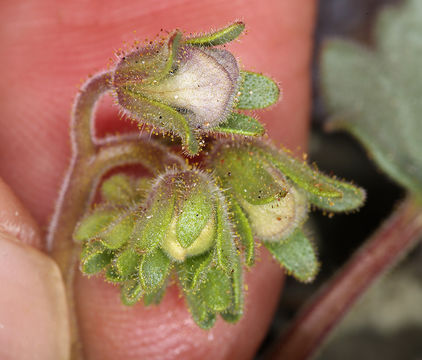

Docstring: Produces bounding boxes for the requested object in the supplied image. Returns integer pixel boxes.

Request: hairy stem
[47,72,183,359]
[268,196,422,360]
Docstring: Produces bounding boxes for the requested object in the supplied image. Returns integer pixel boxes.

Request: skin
[0,1,316,359]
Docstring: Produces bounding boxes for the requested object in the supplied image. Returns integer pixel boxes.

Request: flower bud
[112,28,241,154]
[211,141,308,242]
[140,170,219,261]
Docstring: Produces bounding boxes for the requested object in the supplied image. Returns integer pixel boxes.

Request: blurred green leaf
[74,208,119,242]
[200,267,232,312]
[263,229,319,282]
[236,71,280,109]
[139,248,172,292]
[214,112,265,137]
[186,22,245,47]
[115,248,140,278]
[80,241,113,275]
[322,0,422,199]
[229,198,255,266]
[120,279,143,306]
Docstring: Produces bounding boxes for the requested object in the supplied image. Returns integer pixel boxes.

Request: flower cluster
[70,22,365,329]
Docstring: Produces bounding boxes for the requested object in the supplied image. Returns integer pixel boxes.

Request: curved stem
[49,136,183,359]
[47,71,184,359]
[268,196,422,360]
[71,71,113,155]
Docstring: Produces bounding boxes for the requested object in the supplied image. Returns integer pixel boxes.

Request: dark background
[259,0,422,358]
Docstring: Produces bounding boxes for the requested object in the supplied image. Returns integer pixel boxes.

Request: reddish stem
[269,196,422,360]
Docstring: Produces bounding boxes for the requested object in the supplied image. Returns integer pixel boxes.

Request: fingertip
[0,231,70,360]
[75,250,283,360]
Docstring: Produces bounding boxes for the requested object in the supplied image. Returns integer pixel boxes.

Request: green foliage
[80,242,113,275]
[72,21,367,330]
[322,0,422,200]
[139,248,172,292]
[74,209,119,242]
[264,229,319,283]
[176,182,214,248]
[229,199,255,266]
[214,112,265,137]
[186,22,245,47]
[236,71,280,110]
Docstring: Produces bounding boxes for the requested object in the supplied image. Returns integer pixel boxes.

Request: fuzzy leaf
[114,30,181,87]
[214,112,265,137]
[259,146,342,199]
[80,242,113,275]
[215,197,238,273]
[214,145,287,205]
[200,267,232,312]
[322,0,422,199]
[307,177,366,212]
[105,265,124,283]
[101,174,137,205]
[184,291,216,330]
[263,229,319,283]
[185,22,245,47]
[116,248,140,278]
[74,209,119,242]
[229,198,255,266]
[116,89,199,155]
[133,191,175,252]
[100,213,136,250]
[176,185,214,248]
[236,71,280,110]
[221,255,243,323]
[143,284,167,306]
[139,248,172,292]
[120,279,143,306]
[178,251,214,292]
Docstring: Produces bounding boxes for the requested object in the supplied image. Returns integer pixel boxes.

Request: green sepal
[215,197,238,274]
[178,250,214,292]
[100,212,136,250]
[261,145,365,211]
[101,174,137,205]
[214,145,287,205]
[221,255,243,322]
[307,176,366,212]
[236,71,280,110]
[176,184,214,248]
[258,145,343,199]
[133,191,175,252]
[105,265,124,283]
[143,283,167,306]
[80,241,113,275]
[139,247,172,292]
[185,22,245,47]
[74,208,119,242]
[120,279,143,306]
[117,89,199,155]
[114,30,181,87]
[115,248,140,278]
[229,198,255,266]
[213,112,265,137]
[200,267,232,312]
[263,228,319,283]
[184,291,217,330]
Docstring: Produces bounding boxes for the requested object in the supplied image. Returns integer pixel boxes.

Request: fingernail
[0,231,70,360]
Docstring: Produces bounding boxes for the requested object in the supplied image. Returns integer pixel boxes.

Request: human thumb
[0,179,70,360]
